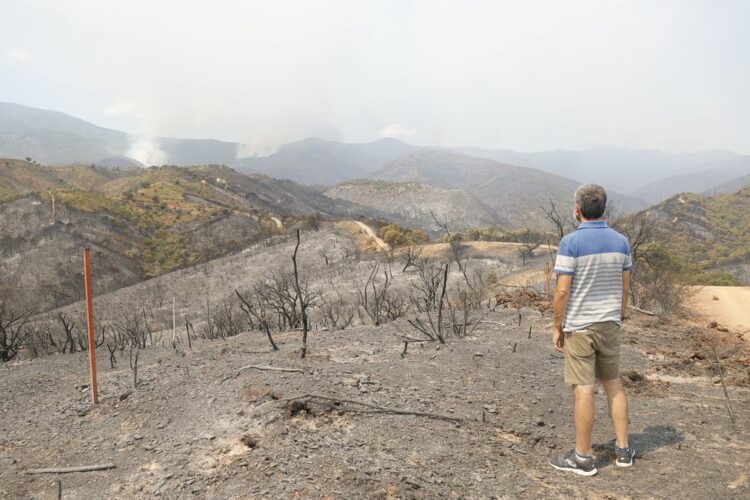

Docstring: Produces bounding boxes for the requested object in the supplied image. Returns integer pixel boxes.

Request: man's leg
[551,331,598,476]
[601,378,629,448]
[573,383,596,456]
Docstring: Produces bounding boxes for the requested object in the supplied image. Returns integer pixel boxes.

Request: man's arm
[621,270,631,320]
[552,274,572,352]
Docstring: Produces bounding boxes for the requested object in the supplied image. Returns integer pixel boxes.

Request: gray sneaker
[549,449,598,476]
[615,445,635,467]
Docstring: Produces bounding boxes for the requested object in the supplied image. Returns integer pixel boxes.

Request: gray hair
[574,184,607,220]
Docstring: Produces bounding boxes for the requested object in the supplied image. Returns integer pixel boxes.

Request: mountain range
[458,146,750,204]
[4,102,750,208]
[0,102,240,167]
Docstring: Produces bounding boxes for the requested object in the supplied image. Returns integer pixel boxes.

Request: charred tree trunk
[292,229,309,358]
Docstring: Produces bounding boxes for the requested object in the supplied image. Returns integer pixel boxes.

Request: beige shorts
[564,321,621,385]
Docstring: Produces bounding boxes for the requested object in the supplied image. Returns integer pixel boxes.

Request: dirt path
[270,216,283,229]
[689,286,750,339]
[352,221,389,252]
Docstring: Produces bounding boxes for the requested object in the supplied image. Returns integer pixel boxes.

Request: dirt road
[352,221,389,251]
[690,286,750,339]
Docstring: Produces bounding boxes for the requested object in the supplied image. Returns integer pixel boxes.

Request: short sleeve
[623,240,633,271]
[554,236,576,275]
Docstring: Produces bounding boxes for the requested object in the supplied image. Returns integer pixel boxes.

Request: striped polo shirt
[554,221,633,332]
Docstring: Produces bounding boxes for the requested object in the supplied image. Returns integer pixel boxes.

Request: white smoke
[236,139,279,159]
[380,124,417,139]
[128,136,167,166]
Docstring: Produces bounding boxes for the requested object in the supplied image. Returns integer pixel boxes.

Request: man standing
[548,184,635,476]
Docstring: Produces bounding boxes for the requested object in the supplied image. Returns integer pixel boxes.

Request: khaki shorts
[564,321,621,385]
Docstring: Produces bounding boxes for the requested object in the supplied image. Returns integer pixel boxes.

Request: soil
[352,221,390,252]
[689,286,750,341]
[2,306,748,499]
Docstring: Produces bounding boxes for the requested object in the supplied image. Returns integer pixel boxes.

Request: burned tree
[407,258,450,344]
[358,262,406,326]
[291,229,311,358]
[541,198,574,240]
[20,319,55,359]
[0,301,31,362]
[235,289,279,350]
[57,313,78,354]
[113,309,148,349]
[320,291,356,331]
[252,271,304,331]
[402,246,424,272]
[518,231,542,267]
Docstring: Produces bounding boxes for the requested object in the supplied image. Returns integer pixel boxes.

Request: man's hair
[574,184,607,220]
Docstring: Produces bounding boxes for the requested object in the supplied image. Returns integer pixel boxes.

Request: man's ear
[573,203,582,221]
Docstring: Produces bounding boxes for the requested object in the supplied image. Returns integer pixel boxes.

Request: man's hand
[552,326,565,353]
[552,274,572,353]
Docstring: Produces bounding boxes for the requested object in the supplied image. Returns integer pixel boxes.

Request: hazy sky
[1,0,749,155]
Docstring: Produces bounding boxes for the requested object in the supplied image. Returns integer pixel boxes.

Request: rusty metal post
[83,248,98,404]
[544,261,552,303]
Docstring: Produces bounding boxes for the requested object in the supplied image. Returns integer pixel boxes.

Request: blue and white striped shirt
[554,221,632,332]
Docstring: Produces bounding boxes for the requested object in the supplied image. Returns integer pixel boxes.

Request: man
[548,184,635,476]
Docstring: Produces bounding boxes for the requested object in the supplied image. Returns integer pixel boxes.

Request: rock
[622,370,643,382]
[241,434,258,449]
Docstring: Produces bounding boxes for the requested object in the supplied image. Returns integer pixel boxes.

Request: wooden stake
[83,248,98,405]
[171,297,176,345]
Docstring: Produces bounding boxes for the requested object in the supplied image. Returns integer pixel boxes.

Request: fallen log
[234,364,304,377]
[26,463,116,474]
[281,393,462,423]
[627,305,657,316]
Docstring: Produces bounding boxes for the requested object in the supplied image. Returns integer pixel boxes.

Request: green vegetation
[0,191,31,204]
[377,224,429,247]
[0,161,275,278]
[649,188,750,282]
[449,227,550,244]
[141,231,197,278]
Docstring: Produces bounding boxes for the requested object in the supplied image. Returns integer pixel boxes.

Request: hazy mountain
[632,165,750,204]
[0,102,240,166]
[458,146,750,200]
[325,179,505,232]
[368,150,584,228]
[701,173,750,196]
[5,101,748,207]
[236,137,418,185]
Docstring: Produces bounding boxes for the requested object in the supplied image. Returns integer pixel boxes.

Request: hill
[236,137,417,185]
[370,150,587,228]
[0,159,381,312]
[632,165,750,204]
[638,187,750,283]
[0,102,240,166]
[705,173,750,196]
[324,179,505,232]
[459,146,750,203]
